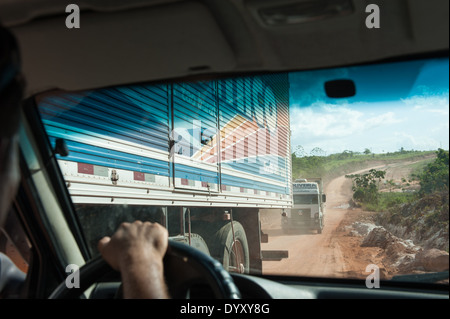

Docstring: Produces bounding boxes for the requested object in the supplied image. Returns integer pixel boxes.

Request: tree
[418,148,449,195]
[341,150,356,159]
[364,148,371,155]
[346,169,386,204]
[294,145,307,158]
[310,147,326,157]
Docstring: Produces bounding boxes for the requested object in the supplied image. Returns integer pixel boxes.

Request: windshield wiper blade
[390,271,449,283]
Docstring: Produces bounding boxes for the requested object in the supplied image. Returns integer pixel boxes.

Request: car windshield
[35,56,449,284]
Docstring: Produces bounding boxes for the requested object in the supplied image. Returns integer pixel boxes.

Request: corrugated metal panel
[38,73,291,201]
[47,136,170,176]
[174,163,219,183]
[221,173,288,194]
[39,84,171,177]
[218,73,290,192]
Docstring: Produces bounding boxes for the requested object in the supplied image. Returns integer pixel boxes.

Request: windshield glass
[35,57,449,284]
[293,195,318,205]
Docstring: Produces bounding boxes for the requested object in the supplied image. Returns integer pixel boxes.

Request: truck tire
[189,233,211,256]
[210,221,250,274]
[317,218,323,234]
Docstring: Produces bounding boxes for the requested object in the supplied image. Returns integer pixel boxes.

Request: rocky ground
[338,209,449,282]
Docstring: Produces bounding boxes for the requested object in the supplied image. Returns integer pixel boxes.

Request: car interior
[0,0,448,300]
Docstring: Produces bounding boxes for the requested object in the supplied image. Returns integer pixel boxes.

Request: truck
[37,73,292,274]
[281,178,326,234]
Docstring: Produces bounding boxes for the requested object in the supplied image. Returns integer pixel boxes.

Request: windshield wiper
[390,271,449,283]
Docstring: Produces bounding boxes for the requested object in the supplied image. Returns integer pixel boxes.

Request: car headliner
[0,0,448,97]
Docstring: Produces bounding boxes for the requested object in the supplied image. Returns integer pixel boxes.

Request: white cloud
[404,95,449,116]
[290,97,448,155]
[392,131,443,151]
[290,104,402,145]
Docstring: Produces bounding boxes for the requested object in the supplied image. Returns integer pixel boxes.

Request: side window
[0,206,32,274]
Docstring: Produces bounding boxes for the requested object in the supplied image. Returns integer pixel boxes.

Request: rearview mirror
[54,138,69,157]
[324,79,356,98]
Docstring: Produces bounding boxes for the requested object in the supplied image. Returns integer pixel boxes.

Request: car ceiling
[0,0,448,97]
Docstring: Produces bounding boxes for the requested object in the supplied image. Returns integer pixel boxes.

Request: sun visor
[10,1,236,96]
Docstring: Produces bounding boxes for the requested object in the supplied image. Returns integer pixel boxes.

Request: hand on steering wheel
[49,239,241,299]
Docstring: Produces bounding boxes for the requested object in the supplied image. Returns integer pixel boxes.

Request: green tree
[294,145,307,158]
[291,147,327,179]
[418,148,449,195]
[346,169,386,204]
[310,147,326,157]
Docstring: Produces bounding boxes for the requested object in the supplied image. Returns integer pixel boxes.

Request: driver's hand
[97,221,169,298]
[98,220,168,271]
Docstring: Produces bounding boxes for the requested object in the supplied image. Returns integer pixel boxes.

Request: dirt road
[260,159,433,279]
[261,174,357,278]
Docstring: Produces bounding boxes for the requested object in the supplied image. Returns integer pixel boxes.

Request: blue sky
[289,57,449,156]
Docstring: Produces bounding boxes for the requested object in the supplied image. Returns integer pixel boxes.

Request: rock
[394,254,417,272]
[361,227,395,249]
[348,230,359,237]
[352,222,377,237]
[360,225,449,275]
[384,240,418,271]
[414,249,449,272]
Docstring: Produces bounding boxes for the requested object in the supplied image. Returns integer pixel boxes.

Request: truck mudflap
[261,250,289,261]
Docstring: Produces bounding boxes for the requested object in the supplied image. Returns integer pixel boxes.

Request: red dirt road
[259,160,430,279]
[261,174,355,278]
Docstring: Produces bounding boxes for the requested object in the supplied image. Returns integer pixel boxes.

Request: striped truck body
[37,73,292,208]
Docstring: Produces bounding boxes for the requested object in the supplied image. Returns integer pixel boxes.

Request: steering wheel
[49,240,241,299]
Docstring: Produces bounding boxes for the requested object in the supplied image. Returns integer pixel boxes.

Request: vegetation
[291,146,435,184]
[292,147,449,250]
[369,192,415,212]
[416,148,449,195]
[346,169,386,206]
[344,168,422,212]
[359,149,448,250]
[343,149,448,208]
[376,190,449,251]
